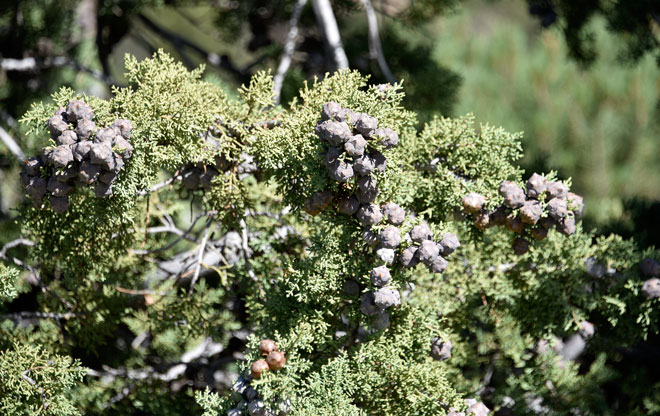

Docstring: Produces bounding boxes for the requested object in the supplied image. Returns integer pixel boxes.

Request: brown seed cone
[251,359,270,379]
[304,191,333,216]
[489,205,508,226]
[513,237,530,255]
[473,212,490,230]
[539,217,556,229]
[266,350,287,370]
[462,193,486,214]
[530,226,548,241]
[304,203,321,216]
[259,339,278,356]
[505,216,524,234]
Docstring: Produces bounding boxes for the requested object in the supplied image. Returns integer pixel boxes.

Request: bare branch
[87,337,233,385]
[0,238,36,270]
[0,57,41,71]
[137,14,262,81]
[0,110,19,129]
[416,158,474,183]
[22,369,49,409]
[311,0,349,70]
[360,0,396,84]
[1,238,35,253]
[145,225,186,237]
[246,205,292,221]
[131,212,210,255]
[0,238,74,310]
[137,173,183,196]
[274,0,309,105]
[0,124,26,161]
[189,215,216,295]
[239,217,257,282]
[0,56,116,85]
[2,311,78,321]
[102,383,136,409]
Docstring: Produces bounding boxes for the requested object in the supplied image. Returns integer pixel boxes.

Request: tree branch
[0,124,26,161]
[131,211,211,256]
[360,0,396,84]
[0,56,116,85]
[2,311,78,321]
[0,110,19,129]
[0,238,75,310]
[102,383,136,409]
[137,173,183,196]
[87,336,233,385]
[239,217,258,282]
[0,238,35,270]
[311,0,349,70]
[188,214,216,295]
[22,369,49,409]
[274,0,309,105]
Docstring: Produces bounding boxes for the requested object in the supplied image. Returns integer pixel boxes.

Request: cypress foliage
[0,51,658,415]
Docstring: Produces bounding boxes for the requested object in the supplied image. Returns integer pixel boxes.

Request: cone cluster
[250,339,286,379]
[304,101,397,216]
[305,103,460,331]
[462,173,584,254]
[228,340,290,415]
[20,100,134,213]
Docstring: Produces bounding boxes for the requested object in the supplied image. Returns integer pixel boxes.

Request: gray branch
[311,0,349,70]
[189,215,216,295]
[1,238,35,254]
[0,110,19,129]
[0,56,115,85]
[88,337,235,386]
[0,238,74,310]
[0,124,26,161]
[103,383,136,409]
[274,0,309,105]
[131,212,211,255]
[137,173,183,196]
[416,157,475,183]
[360,0,396,84]
[22,370,49,409]
[3,311,77,321]
[239,217,257,282]
[0,238,35,270]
